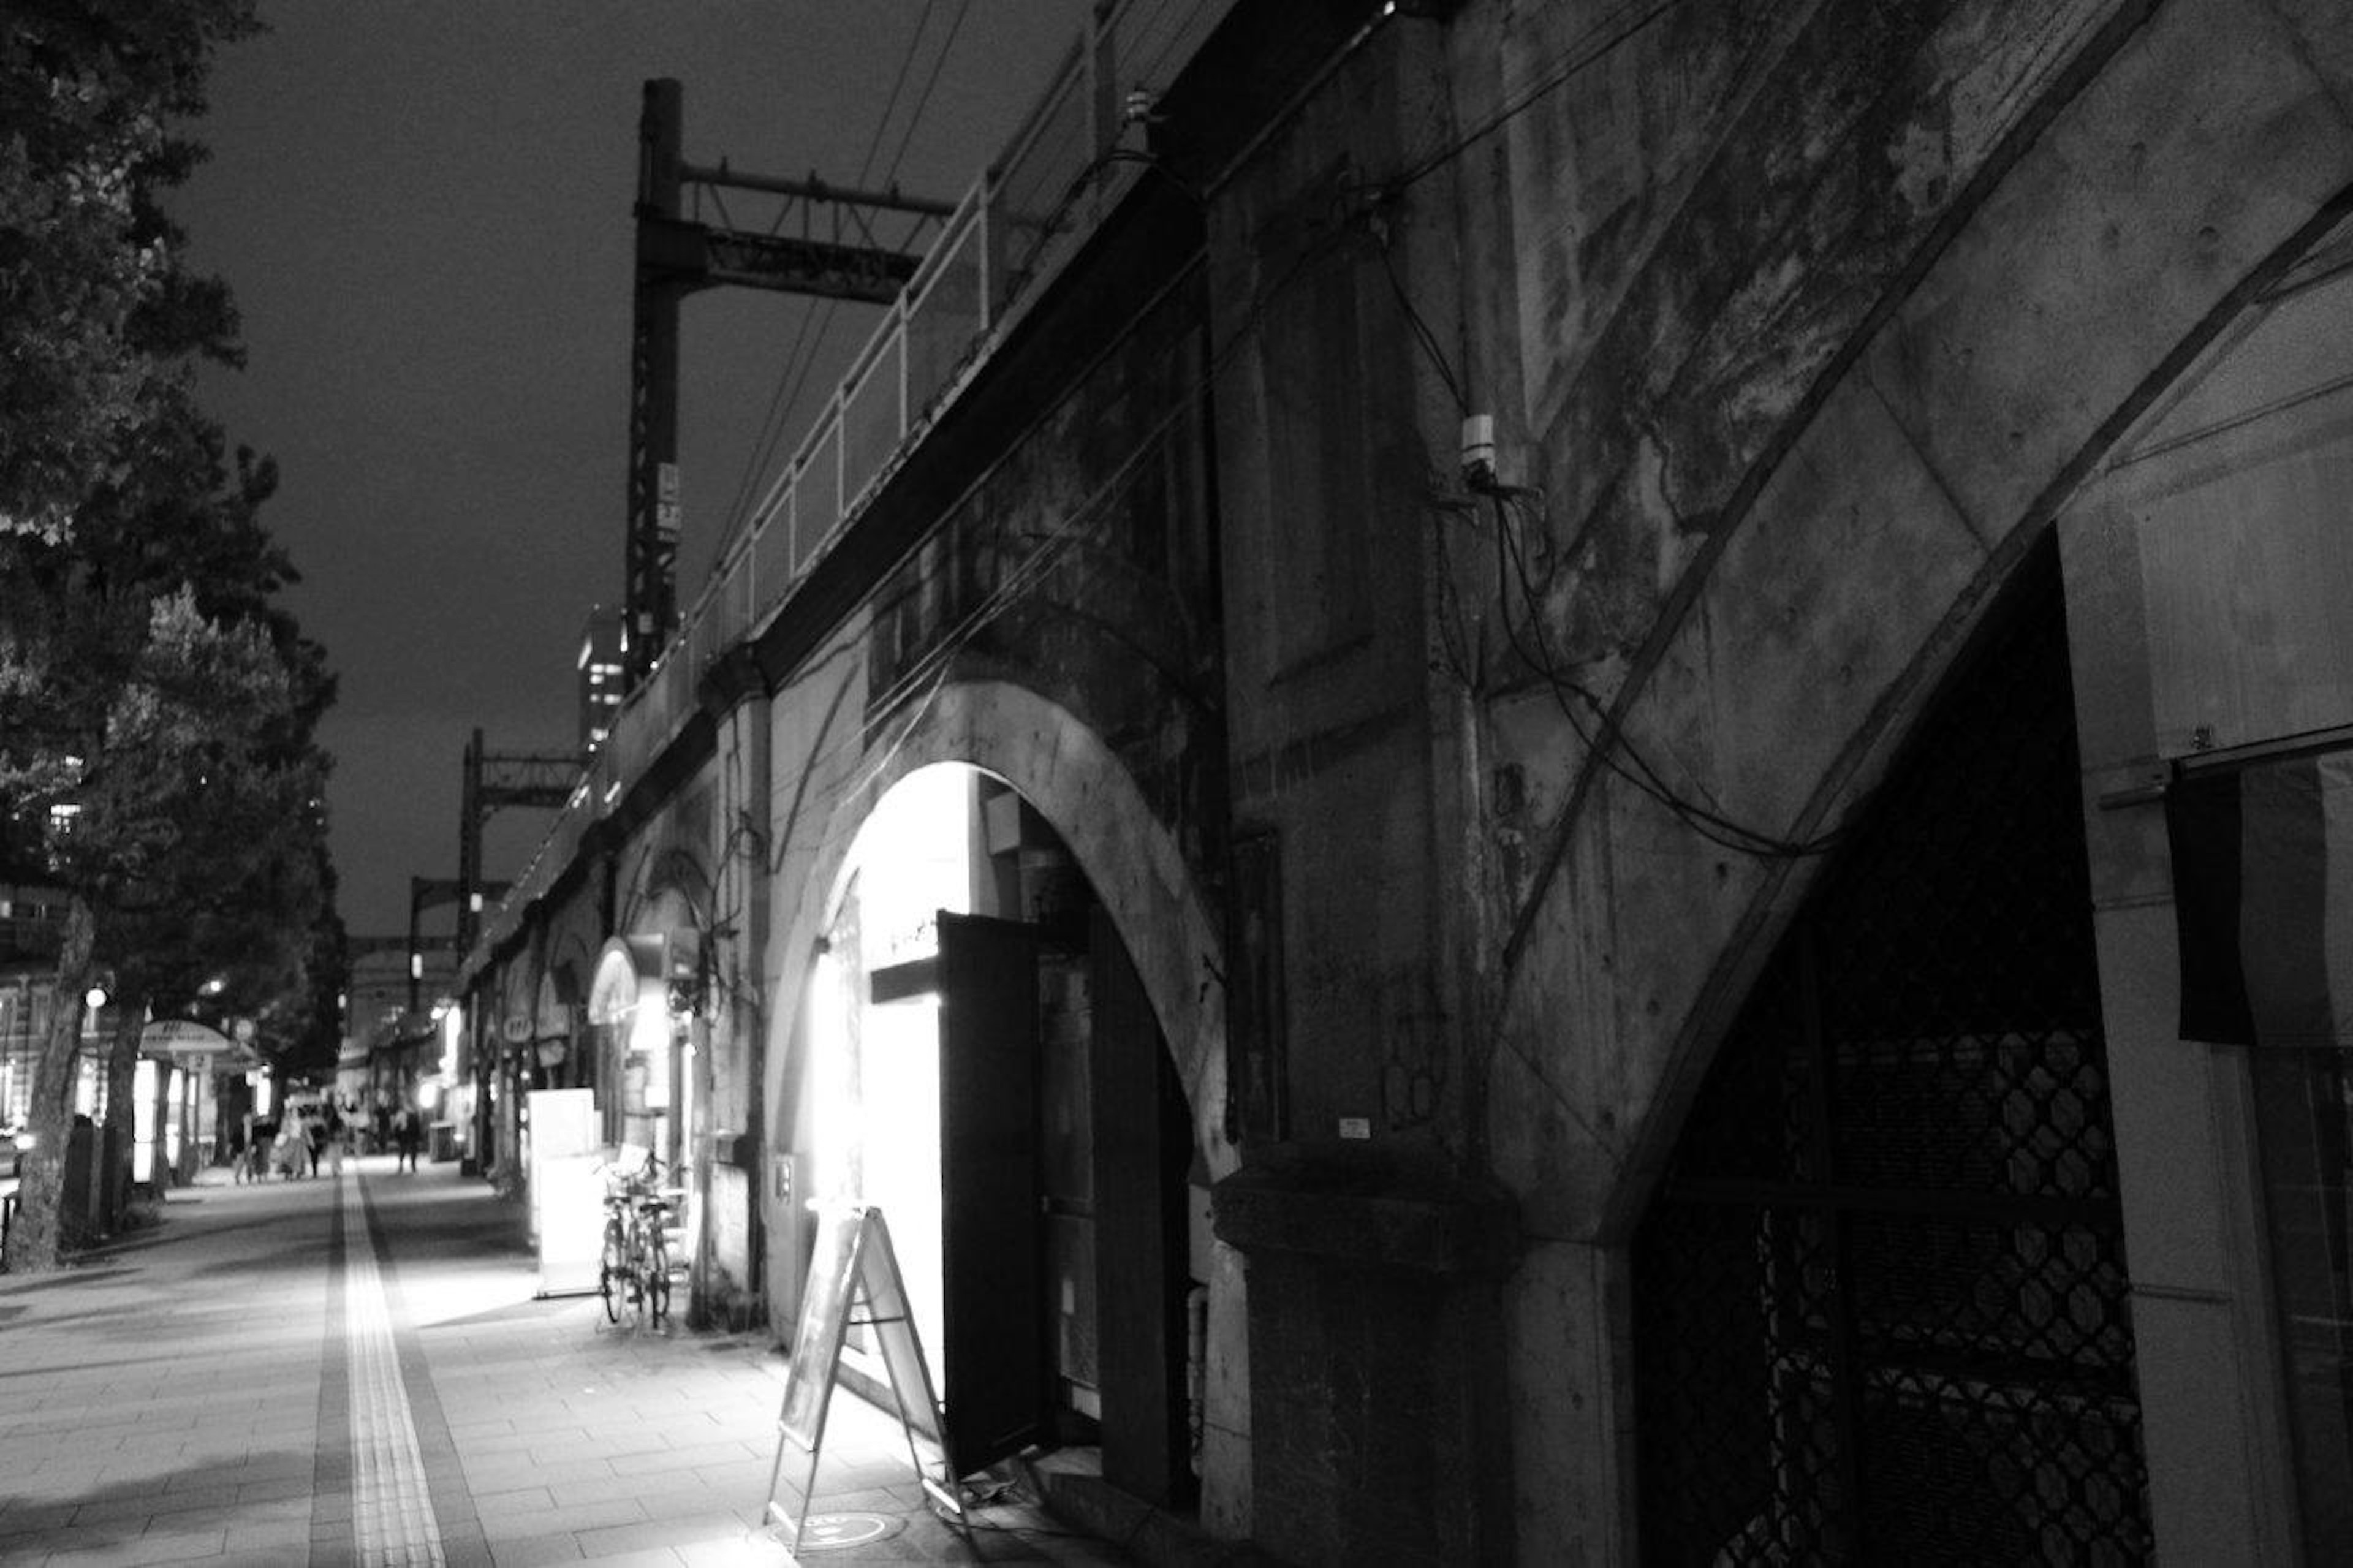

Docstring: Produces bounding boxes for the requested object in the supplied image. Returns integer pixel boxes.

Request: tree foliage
[1,0,258,539]
[0,1,339,1271]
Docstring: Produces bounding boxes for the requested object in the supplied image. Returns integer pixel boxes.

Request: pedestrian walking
[395,1104,422,1173]
[324,1102,346,1177]
[275,1115,307,1179]
[305,1109,328,1177]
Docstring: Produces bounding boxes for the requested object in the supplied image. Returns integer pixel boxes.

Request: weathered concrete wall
[866,268,1224,878]
[1210,17,1469,1157]
[534,868,605,1043]
[1466,0,2353,1235]
[1201,17,1520,1564]
[1432,0,2353,1558]
[613,782,713,939]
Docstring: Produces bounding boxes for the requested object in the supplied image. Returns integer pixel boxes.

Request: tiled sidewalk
[0,1159,1132,1566]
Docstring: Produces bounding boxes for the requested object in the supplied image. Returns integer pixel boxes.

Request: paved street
[0,1158,1133,1567]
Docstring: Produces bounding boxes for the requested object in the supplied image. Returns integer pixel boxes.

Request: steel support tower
[454,729,575,957]
[625,78,954,685]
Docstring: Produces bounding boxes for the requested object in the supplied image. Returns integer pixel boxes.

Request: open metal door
[1089,904,1195,1505]
[935,911,1045,1475]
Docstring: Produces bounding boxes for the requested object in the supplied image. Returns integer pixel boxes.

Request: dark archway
[1631,536,2151,1561]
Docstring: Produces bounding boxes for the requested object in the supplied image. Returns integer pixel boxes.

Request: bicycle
[596,1149,684,1328]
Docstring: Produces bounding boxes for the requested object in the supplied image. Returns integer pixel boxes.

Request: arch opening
[801,760,1203,1506]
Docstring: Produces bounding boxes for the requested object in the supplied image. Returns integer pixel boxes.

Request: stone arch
[626,844,711,933]
[545,930,597,1001]
[493,943,537,1036]
[1485,16,2353,1246]
[787,676,1232,1181]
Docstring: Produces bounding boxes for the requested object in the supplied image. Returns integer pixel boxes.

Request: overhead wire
[736,0,976,545]
[877,0,973,188]
[1393,0,1695,192]
[716,1,947,542]
[740,0,977,542]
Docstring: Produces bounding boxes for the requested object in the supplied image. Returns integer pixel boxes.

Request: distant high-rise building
[577,606,625,754]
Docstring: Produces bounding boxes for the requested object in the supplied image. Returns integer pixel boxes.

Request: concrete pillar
[700,645,773,1324]
[1213,1142,1517,1564]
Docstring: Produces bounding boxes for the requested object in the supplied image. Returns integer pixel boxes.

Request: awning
[140,1018,264,1073]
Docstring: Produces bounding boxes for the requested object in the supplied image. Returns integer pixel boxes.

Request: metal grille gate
[1633,541,2153,1564]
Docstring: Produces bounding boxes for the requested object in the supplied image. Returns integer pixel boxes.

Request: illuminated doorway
[813,766,970,1390]
[808,762,1198,1500]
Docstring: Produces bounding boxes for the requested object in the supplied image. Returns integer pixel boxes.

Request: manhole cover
[793,1513,902,1550]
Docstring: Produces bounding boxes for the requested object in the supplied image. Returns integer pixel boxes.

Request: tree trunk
[3,897,95,1274]
[101,993,145,1225]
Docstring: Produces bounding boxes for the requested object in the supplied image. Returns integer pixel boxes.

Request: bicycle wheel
[626,1224,649,1328]
[598,1217,624,1324]
[645,1228,671,1326]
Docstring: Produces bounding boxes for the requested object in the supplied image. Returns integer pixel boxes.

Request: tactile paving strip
[339,1173,446,1566]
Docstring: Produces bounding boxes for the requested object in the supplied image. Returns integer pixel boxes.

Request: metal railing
[477,1,1235,961]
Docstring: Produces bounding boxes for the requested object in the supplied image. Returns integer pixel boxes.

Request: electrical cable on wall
[1346,137,1844,862]
[1393,0,1695,192]
[1481,487,1843,859]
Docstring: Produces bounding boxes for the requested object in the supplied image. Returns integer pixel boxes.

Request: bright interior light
[628,999,669,1058]
[857,765,974,971]
[863,995,944,1376]
[814,762,982,1385]
[811,947,848,1200]
[134,1059,158,1183]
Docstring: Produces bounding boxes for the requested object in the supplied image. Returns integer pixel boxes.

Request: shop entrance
[814,765,1197,1501]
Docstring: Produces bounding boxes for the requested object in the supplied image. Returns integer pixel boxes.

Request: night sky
[172,2,1089,941]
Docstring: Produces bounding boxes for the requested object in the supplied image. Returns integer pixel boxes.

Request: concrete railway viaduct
[452,1,2353,1559]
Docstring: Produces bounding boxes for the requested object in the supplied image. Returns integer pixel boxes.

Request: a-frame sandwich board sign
[763,1203,964,1553]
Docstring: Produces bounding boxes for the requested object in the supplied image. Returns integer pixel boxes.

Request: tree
[1,0,259,539]
[89,586,332,1205]
[0,385,337,1268]
[1,567,333,1268]
[0,2,332,1270]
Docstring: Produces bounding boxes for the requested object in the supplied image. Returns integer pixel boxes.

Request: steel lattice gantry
[454,729,574,956]
[624,78,954,685]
